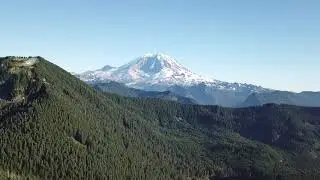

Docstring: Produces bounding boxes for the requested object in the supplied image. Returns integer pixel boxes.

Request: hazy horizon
[1,0,319,92]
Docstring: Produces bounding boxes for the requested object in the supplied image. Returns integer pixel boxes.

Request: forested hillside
[0,56,319,179]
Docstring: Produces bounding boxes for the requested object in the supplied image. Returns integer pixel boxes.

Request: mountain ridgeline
[0,56,320,179]
[241,91,320,107]
[92,81,197,104]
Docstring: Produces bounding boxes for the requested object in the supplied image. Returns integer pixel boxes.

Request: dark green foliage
[0,56,319,179]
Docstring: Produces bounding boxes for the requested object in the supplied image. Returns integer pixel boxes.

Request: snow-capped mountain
[78,53,271,106]
[79,53,267,91]
[80,53,212,86]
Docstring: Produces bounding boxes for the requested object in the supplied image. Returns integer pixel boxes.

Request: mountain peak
[127,52,190,75]
[108,53,215,87]
[139,52,178,64]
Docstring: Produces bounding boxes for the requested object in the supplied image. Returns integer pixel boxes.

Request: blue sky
[0,0,319,92]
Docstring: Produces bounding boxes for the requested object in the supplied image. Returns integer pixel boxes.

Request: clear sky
[0,0,319,92]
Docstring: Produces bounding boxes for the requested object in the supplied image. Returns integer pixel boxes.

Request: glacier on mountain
[78,53,268,93]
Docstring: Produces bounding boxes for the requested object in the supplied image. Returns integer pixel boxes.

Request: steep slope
[241,91,320,107]
[92,81,197,104]
[0,56,320,179]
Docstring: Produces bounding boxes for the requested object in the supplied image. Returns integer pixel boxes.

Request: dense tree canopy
[0,57,319,179]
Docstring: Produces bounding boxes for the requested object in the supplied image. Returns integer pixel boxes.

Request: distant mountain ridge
[241,91,320,107]
[92,81,197,104]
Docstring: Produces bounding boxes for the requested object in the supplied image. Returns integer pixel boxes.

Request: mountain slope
[241,91,320,107]
[1,56,205,179]
[0,56,320,179]
[92,81,197,104]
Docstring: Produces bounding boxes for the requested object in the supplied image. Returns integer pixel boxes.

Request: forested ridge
[91,81,197,104]
[0,56,319,179]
